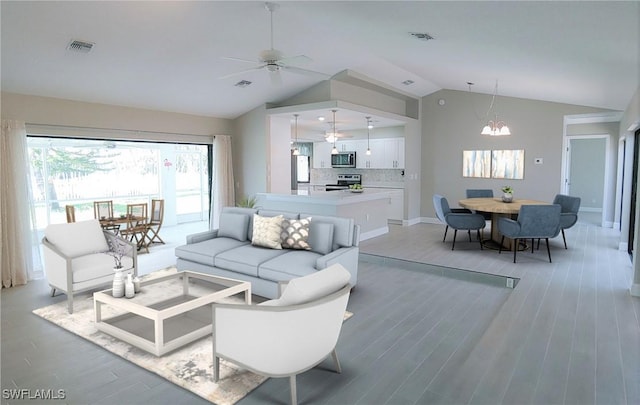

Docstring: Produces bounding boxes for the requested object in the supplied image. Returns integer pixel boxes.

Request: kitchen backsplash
[311,168,405,185]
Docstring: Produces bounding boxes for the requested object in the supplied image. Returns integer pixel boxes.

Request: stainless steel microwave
[331,151,356,168]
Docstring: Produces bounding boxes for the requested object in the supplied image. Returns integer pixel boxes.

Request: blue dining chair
[433,194,486,250]
[498,204,562,263]
[465,189,494,221]
[553,194,581,249]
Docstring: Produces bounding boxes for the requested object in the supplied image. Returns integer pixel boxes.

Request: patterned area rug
[33,267,353,405]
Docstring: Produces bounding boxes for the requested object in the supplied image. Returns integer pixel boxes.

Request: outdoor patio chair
[65,205,76,223]
[146,199,165,245]
[121,203,150,253]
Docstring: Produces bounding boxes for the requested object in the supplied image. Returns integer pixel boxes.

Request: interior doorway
[565,135,608,226]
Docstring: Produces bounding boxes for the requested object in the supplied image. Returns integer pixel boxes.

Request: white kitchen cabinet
[380,138,405,169]
[313,142,333,168]
[387,189,404,222]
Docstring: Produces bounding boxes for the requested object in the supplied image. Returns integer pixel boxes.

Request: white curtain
[210,135,235,229]
[1,120,40,287]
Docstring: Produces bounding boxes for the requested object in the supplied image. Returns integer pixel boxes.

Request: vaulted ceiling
[2,1,638,120]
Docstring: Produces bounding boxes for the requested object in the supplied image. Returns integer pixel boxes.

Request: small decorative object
[133,276,141,293]
[125,273,135,298]
[112,268,125,298]
[107,236,131,271]
[501,186,514,203]
[349,184,364,193]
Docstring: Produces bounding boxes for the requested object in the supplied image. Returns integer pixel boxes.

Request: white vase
[112,268,125,298]
[502,192,513,203]
[133,276,141,293]
[125,273,135,298]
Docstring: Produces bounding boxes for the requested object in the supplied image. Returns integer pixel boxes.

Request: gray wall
[1,92,232,138]
[421,89,609,218]
[232,104,268,199]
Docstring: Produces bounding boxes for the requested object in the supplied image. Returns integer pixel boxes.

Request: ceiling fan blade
[221,56,258,65]
[269,70,283,86]
[280,65,330,78]
[218,65,266,80]
[277,54,312,66]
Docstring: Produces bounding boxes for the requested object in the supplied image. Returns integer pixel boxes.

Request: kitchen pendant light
[331,109,338,154]
[292,114,300,156]
[481,80,511,136]
[365,116,372,155]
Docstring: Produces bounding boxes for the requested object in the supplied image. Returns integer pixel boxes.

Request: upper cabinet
[380,138,404,169]
[312,142,333,168]
[313,137,404,169]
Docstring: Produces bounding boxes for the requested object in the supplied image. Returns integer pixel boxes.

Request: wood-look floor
[1,215,639,405]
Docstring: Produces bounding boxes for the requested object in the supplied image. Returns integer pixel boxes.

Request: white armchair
[212,264,352,405]
[42,219,137,313]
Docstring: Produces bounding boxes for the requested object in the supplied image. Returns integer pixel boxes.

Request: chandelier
[481,80,511,136]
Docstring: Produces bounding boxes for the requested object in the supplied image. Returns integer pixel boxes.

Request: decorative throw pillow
[251,214,284,249]
[218,212,249,241]
[280,217,311,250]
[308,222,334,255]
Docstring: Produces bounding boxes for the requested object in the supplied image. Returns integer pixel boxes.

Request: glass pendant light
[365,116,372,155]
[292,114,300,156]
[331,109,338,154]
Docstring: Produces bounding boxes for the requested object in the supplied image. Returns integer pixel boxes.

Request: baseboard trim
[360,226,389,241]
[631,283,640,298]
[619,242,629,251]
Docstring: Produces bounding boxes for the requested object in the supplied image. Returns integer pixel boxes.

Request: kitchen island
[255,188,403,241]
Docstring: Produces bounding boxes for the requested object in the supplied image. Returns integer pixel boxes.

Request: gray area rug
[33,267,353,404]
[34,267,266,405]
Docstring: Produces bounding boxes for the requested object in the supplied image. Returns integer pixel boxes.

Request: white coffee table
[93,270,251,356]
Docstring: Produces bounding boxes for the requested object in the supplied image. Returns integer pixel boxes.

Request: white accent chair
[42,219,137,313]
[212,264,352,405]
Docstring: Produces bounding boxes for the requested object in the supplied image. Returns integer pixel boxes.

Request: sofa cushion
[308,222,334,255]
[258,250,322,282]
[302,214,354,250]
[71,253,133,283]
[45,220,109,258]
[280,217,311,250]
[261,263,351,306]
[218,212,249,241]
[252,214,284,249]
[215,244,289,277]
[221,207,258,239]
[258,210,299,220]
[175,237,248,266]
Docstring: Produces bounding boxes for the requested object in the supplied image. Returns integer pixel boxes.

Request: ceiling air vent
[409,32,435,41]
[234,80,252,88]
[67,40,94,53]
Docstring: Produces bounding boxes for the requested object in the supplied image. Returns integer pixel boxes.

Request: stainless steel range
[325,174,361,191]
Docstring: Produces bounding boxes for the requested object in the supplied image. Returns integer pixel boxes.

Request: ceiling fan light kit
[220,2,328,83]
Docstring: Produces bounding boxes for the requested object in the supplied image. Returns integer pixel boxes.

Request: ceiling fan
[219,2,329,84]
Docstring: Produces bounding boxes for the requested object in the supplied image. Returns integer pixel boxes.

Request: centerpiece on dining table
[501,186,514,203]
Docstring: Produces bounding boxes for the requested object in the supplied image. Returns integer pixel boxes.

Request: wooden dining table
[458,197,550,250]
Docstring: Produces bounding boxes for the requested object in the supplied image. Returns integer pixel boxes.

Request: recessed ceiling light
[409,32,435,41]
[401,79,415,86]
[318,116,325,121]
[234,80,252,88]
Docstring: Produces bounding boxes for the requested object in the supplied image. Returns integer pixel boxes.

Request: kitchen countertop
[256,188,401,206]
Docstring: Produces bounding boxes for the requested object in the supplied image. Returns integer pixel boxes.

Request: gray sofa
[175,207,360,299]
